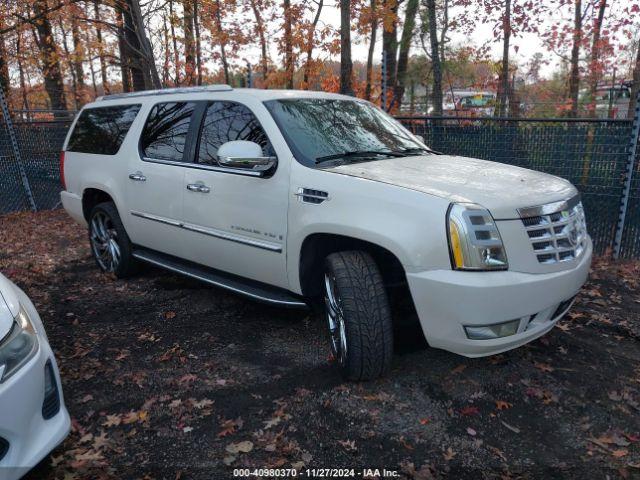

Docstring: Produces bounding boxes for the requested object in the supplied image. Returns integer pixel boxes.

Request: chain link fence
[1,99,639,258]
[1,116,73,213]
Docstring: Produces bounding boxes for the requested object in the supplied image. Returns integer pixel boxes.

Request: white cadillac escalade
[60,86,591,380]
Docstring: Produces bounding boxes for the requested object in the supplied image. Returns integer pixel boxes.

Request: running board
[132,248,308,308]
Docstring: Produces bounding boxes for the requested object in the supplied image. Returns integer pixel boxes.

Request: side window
[197,102,273,165]
[141,102,196,162]
[67,104,141,155]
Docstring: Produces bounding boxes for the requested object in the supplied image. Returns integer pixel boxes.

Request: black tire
[323,251,393,381]
[88,202,138,278]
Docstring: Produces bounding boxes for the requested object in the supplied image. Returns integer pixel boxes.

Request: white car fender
[286,162,453,293]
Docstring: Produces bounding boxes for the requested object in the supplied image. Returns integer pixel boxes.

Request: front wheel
[88,202,138,278]
[323,251,393,381]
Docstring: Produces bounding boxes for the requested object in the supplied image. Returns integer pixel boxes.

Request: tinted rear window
[67,104,141,155]
[141,102,196,162]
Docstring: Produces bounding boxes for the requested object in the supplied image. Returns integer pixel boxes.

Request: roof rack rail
[96,84,233,101]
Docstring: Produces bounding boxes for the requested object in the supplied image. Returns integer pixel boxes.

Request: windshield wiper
[315,150,406,165]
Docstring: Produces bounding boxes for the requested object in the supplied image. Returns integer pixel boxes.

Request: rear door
[125,101,201,256]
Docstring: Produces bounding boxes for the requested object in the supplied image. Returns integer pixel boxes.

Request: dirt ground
[1,210,640,480]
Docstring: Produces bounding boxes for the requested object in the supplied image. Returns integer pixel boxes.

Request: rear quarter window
[140,102,197,162]
[67,104,141,155]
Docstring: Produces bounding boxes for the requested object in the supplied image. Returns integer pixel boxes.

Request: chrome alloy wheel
[324,273,348,366]
[90,212,121,272]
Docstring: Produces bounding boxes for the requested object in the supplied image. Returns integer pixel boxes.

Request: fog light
[42,360,61,420]
[464,319,520,340]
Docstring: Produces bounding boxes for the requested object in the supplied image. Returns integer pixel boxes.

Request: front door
[179,101,290,289]
[126,101,198,257]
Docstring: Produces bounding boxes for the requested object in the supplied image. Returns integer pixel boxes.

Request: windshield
[264,98,427,167]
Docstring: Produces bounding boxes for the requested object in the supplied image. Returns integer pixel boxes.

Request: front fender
[287,165,452,293]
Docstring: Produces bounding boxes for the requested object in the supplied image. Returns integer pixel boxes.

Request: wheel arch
[82,187,115,222]
[298,233,408,298]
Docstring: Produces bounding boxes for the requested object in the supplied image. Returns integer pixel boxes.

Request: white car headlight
[447,203,508,271]
[0,306,39,382]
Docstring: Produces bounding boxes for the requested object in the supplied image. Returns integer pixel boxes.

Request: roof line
[96,84,233,101]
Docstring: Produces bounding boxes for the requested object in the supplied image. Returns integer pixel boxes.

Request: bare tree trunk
[340,0,355,95]
[628,41,640,119]
[283,0,294,89]
[381,0,399,109]
[117,9,132,92]
[183,0,196,85]
[339,0,354,95]
[497,0,511,117]
[71,16,85,93]
[169,0,180,86]
[364,0,377,100]
[58,19,80,109]
[128,0,162,89]
[162,13,171,86]
[16,35,30,111]
[93,0,110,94]
[119,2,146,91]
[193,0,203,85]
[0,17,10,99]
[588,0,606,117]
[119,0,161,90]
[568,0,582,118]
[394,0,419,109]
[303,0,324,89]
[33,0,67,113]
[439,0,449,65]
[88,46,99,97]
[214,0,230,84]
[427,0,442,115]
[250,0,269,80]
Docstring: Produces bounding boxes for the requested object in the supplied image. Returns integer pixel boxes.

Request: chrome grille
[520,199,587,264]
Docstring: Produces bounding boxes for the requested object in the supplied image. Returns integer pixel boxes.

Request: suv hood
[325,154,577,219]
[0,274,19,342]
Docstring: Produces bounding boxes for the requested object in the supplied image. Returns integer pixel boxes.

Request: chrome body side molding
[130,210,282,252]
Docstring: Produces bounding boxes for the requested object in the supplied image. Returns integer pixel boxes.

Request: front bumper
[406,237,592,357]
[0,334,70,480]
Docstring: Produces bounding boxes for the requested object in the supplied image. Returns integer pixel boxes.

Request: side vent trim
[295,188,329,204]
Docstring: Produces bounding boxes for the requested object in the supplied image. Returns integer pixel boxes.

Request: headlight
[0,306,39,382]
[447,203,508,270]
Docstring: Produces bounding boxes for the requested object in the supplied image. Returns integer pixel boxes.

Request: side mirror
[415,134,425,143]
[217,140,277,174]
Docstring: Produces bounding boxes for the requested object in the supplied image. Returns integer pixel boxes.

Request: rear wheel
[323,251,393,381]
[88,202,138,278]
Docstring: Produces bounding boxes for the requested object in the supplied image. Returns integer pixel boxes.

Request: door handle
[129,172,146,182]
[187,183,210,193]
